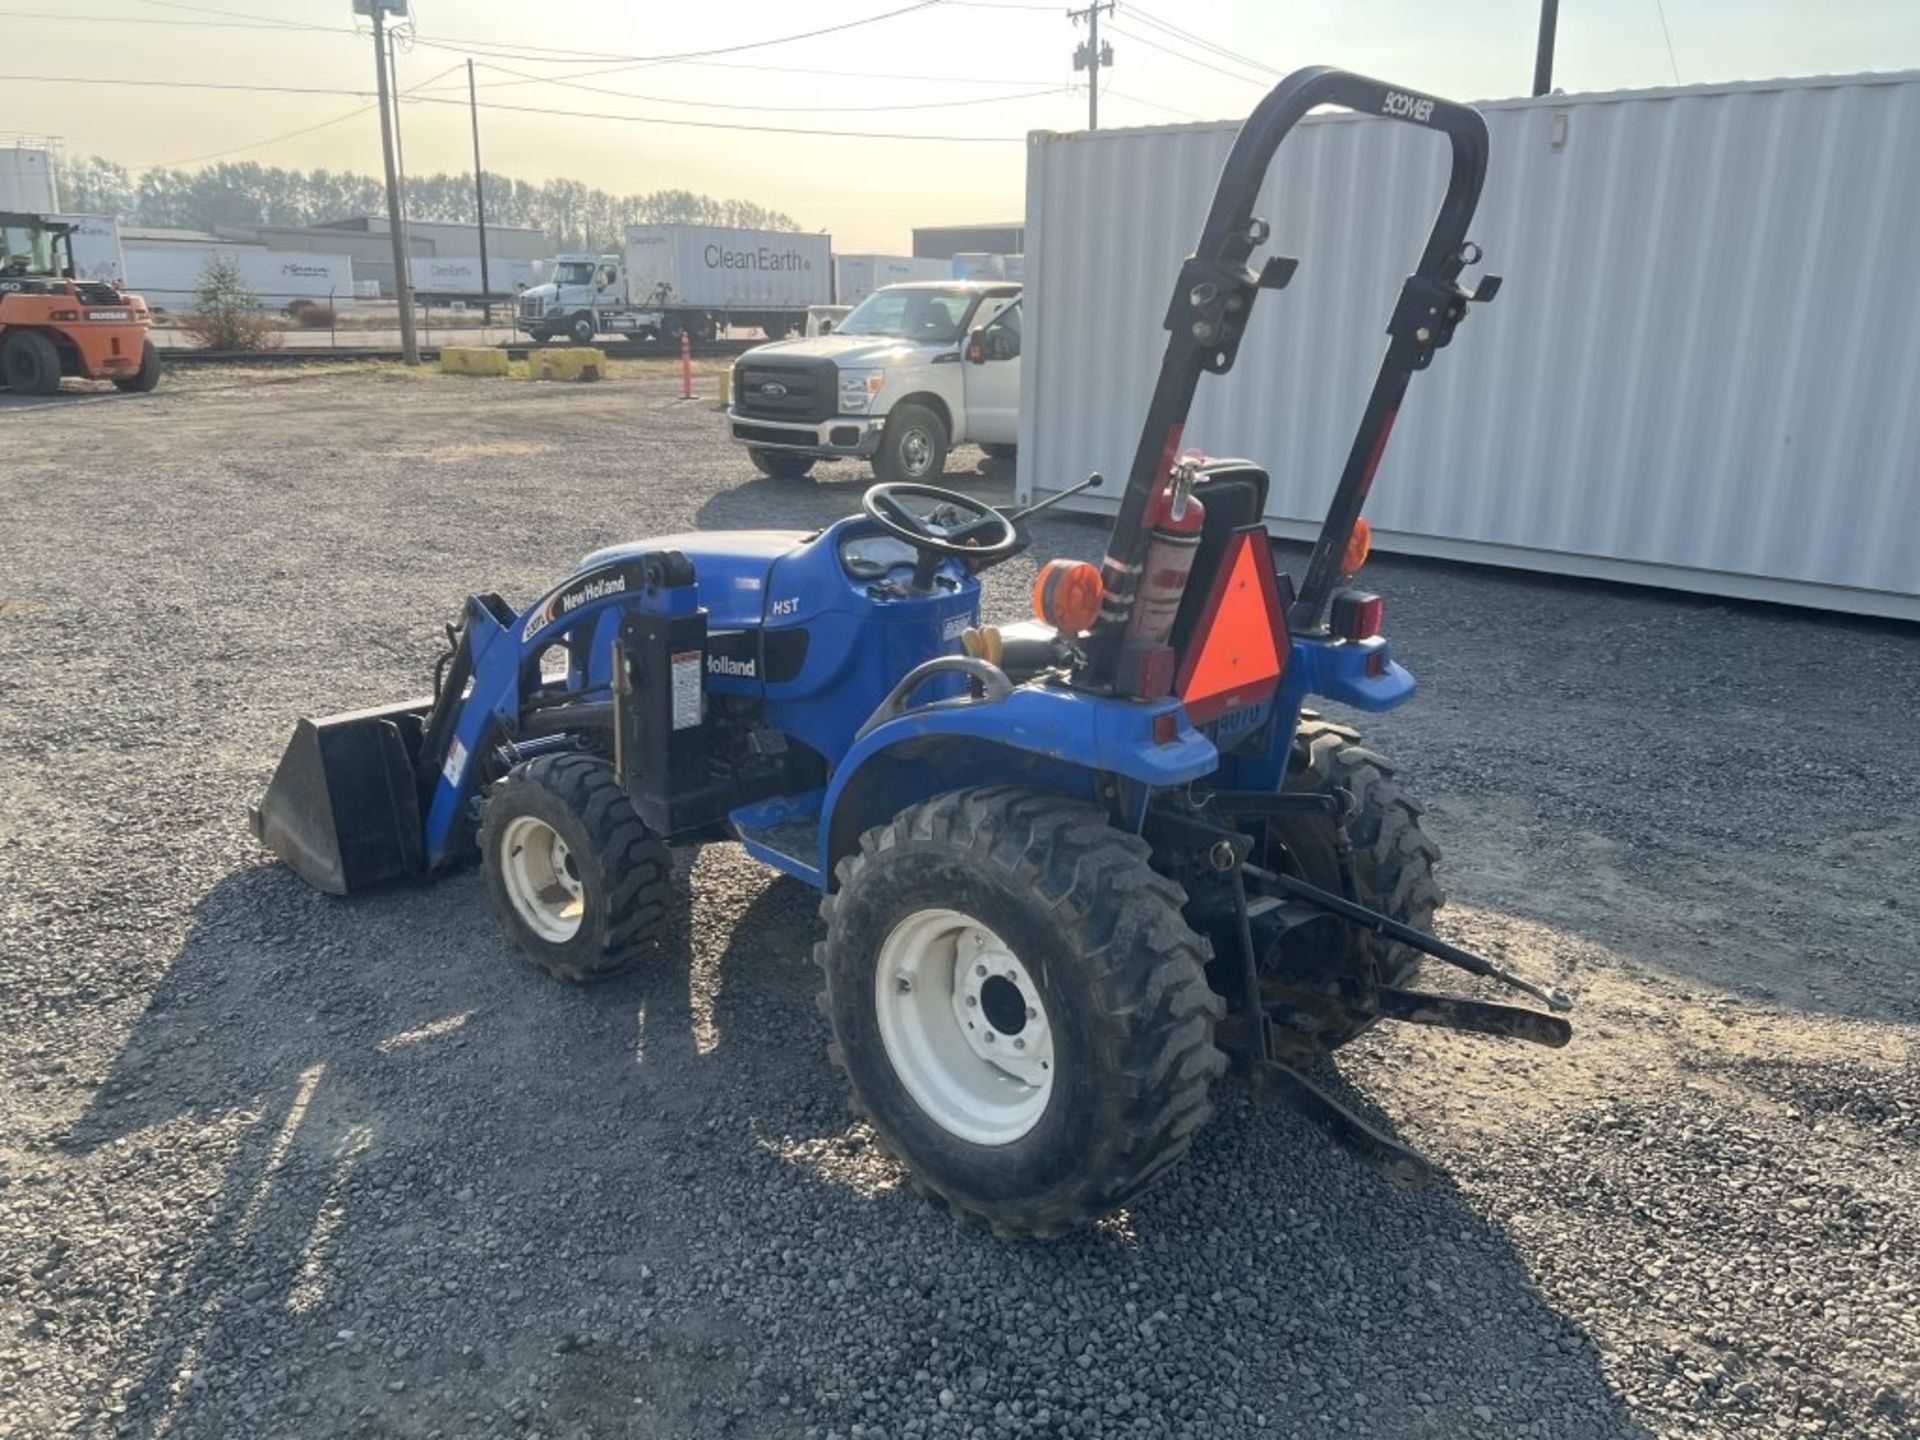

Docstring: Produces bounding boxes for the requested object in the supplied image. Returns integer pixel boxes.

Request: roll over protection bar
[1081,66,1500,689]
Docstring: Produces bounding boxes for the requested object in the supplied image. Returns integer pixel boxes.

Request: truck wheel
[567,315,597,346]
[748,448,816,481]
[979,443,1016,461]
[873,403,948,483]
[818,786,1226,1238]
[2,329,62,396]
[481,753,672,983]
[1265,713,1444,1052]
[112,338,162,393]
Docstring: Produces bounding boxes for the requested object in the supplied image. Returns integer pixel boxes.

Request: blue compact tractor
[254,68,1568,1236]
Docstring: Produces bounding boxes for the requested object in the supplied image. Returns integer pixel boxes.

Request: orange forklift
[1,212,160,395]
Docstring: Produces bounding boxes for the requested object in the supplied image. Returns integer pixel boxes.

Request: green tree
[179,254,280,350]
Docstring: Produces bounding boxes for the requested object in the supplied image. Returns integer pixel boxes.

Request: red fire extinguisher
[1119,461,1206,674]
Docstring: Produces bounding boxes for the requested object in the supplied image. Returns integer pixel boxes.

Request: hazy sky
[11,0,1920,251]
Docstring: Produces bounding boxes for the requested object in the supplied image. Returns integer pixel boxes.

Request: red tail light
[1330,589,1384,641]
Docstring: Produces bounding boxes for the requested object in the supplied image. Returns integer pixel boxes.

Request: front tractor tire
[567,314,598,346]
[113,337,162,393]
[818,787,1226,1238]
[480,754,671,982]
[1265,715,1444,1052]
[2,329,62,396]
[748,447,816,481]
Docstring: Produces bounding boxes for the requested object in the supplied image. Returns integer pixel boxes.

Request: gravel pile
[2,369,1915,1439]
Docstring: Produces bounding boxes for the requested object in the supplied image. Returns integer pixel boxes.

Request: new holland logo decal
[520,563,643,642]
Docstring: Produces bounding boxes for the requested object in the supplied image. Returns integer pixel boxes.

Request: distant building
[912,223,1025,260]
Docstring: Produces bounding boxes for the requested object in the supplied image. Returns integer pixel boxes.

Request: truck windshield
[551,261,597,285]
[835,287,976,344]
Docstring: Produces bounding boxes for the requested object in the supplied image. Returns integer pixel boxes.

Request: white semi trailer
[515,224,831,345]
[832,253,949,306]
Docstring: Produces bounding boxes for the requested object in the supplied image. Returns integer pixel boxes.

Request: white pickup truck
[725,280,1021,481]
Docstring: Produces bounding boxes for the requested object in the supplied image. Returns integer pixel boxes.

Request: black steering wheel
[861,481,1021,564]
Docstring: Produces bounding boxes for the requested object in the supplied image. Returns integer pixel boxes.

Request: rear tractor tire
[818,786,1226,1237]
[480,753,672,982]
[2,329,62,396]
[113,337,162,393]
[1264,714,1444,1053]
[748,447,816,481]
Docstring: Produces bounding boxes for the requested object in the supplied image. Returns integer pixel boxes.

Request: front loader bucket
[249,700,430,895]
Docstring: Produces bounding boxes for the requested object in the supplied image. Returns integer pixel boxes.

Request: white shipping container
[124,243,355,313]
[623,224,831,311]
[48,214,124,284]
[408,255,538,296]
[0,146,58,212]
[1020,71,1920,621]
[833,253,950,305]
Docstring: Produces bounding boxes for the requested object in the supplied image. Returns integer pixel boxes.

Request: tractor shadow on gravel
[67,854,1652,1439]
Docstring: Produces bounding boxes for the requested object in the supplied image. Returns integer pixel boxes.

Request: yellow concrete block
[527,348,606,382]
[439,346,510,376]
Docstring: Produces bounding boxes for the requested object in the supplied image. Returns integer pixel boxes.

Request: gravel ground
[2,368,1916,1440]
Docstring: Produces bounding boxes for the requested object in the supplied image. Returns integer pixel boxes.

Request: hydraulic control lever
[1008,471,1104,524]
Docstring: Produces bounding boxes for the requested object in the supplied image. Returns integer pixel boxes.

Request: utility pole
[1532,0,1559,96]
[1069,1,1114,131]
[357,0,418,364]
[467,59,493,329]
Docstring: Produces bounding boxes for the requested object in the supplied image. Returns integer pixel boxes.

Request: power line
[1652,0,1682,84]
[141,101,378,168]
[1103,22,1270,89]
[0,8,353,31]
[0,71,1031,143]
[413,90,1028,143]
[1097,86,1208,123]
[461,59,1071,114]
[6,7,1058,87]
[1125,7,1284,77]
[0,72,380,99]
[130,0,960,68]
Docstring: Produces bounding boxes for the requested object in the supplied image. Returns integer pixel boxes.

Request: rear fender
[818,685,1217,883]
[1225,633,1416,794]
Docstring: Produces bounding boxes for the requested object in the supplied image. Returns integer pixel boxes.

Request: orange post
[680,329,692,399]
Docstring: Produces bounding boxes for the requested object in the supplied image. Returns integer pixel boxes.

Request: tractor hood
[742,333,942,366]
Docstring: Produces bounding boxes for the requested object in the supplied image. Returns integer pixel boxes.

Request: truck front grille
[519,296,545,320]
[733,357,836,423]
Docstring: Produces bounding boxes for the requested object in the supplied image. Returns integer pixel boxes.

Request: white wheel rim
[498,815,584,943]
[873,908,1054,1146]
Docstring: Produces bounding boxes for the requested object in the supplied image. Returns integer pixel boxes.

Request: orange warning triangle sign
[1178,529,1287,722]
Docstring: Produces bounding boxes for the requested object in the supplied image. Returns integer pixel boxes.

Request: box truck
[515,224,831,346]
